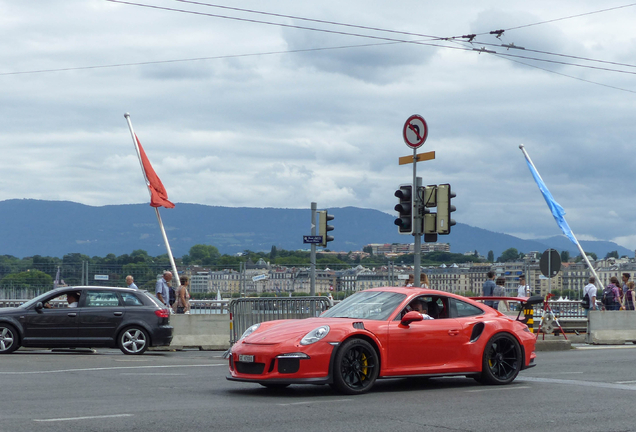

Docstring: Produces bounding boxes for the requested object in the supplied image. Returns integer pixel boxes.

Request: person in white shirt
[517,275,531,297]
[583,276,597,315]
[66,292,79,308]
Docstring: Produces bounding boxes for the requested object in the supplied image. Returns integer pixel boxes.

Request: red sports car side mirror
[401,311,424,326]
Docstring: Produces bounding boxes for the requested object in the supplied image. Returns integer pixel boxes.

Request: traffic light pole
[310,202,316,296]
[412,148,422,288]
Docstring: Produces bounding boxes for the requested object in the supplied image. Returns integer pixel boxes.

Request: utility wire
[105,0,636,76]
[177,0,636,71]
[4,0,635,93]
[104,0,447,47]
[0,42,407,76]
[459,38,636,70]
[492,53,636,94]
[171,0,444,41]
[462,2,636,36]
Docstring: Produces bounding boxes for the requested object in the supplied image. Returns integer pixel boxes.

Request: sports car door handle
[448,329,460,336]
[67,313,77,317]
[113,312,123,316]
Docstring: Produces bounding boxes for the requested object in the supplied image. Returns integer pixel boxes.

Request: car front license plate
[239,354,254,363]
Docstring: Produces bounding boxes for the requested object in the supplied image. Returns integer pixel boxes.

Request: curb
[535,340,571,351]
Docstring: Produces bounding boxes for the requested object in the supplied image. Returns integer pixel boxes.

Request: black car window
[451,298,484,318]
[85,291,121,307]
[121,292,144,306]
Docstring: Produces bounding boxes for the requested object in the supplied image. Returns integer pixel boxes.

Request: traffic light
[318,210,334,247]
[436,183,456,235]
[421,185,438,242]
[394,184,413,234]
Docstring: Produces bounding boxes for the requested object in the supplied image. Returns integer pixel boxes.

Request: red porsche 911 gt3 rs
[227,287,537,394]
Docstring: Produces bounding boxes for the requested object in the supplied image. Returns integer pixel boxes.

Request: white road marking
[34,414,133,422]
[465,386,530,393]
[615,380,636,384]
[277,399,352,406]
[0,364,226,375]
[575,345,636,350]
[517,376,636,391]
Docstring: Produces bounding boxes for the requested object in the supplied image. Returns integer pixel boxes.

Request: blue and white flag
[521,146,577,246]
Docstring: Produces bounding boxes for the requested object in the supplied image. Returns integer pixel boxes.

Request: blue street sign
[303,235,323,244]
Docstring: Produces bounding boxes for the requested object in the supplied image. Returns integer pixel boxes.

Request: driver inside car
[409,299,434,320]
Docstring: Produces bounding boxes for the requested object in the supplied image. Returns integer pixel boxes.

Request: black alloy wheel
[118,327,149,355]
[332,338,379,395]
[0,324,19,354]
[478,333,522,385]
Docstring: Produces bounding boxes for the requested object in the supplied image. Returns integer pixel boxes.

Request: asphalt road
[1,345,636,432]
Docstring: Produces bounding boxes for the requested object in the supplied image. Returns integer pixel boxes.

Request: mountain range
[0,199,632,260]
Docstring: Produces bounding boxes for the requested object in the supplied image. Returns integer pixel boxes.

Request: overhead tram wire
[106,0,636,77]
[456,2,636,37]
[104,0,453,48]
[170,0,445,41]
[491,53,636,94]
[453,38,636,71]
[0,41,413,76]
[170,0,636,75]
[5,0,635,89]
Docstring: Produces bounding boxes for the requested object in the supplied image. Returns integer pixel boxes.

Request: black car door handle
[68,313,77,317]
[113,312,123,316]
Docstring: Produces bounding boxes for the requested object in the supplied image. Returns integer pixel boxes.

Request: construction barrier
[229,297,332,345]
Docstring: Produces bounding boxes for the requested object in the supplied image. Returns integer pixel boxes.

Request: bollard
[524,307,534,333]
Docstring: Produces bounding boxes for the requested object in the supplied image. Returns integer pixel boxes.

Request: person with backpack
[582,276,597,316]
[602,276,622,311]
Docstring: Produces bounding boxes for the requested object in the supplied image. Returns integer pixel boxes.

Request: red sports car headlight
[300,325,330,345]
[239,323,261,341]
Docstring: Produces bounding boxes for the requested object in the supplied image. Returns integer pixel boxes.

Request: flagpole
[519,144,602,292]
[124,113,180,289]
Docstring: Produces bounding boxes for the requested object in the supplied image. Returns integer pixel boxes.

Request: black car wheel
[332,338,379,395]
[118,327,149,355]
[0,324,19,354]
[478,333,521,385]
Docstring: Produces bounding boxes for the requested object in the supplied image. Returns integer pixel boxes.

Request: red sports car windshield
[321,291,406,320]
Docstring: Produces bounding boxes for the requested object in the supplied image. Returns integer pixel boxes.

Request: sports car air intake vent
[352,322,365,330]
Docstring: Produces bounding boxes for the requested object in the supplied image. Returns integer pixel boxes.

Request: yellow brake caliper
[360,353,368,380]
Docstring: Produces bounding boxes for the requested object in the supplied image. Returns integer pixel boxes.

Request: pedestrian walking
[623,281,635,311]
[482,271,496,308]
[493,277,506,311]
[126,275,138,289]
[517,275,531,297]
[582,276,597,316]
[602,276,622,311]
[621,273,630,298]
[155,271,173,311]
[175,276,191,314]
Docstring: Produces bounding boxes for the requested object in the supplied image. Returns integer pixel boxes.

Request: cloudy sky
[2,1,636,249]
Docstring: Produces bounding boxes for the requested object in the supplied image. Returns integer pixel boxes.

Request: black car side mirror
[35,302,44,312]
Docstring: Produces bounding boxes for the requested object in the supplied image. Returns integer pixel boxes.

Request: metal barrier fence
[229,297,333,345]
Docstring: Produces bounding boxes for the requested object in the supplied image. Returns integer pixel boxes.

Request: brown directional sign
[399,151,435,165]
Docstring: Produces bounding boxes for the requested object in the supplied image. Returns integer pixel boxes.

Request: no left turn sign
[403,114,428,149]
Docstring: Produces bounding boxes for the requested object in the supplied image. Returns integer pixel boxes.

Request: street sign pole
[412,148,422,287]
[310,202,316,296]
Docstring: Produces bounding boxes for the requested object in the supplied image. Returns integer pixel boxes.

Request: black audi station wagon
[0,286,173,355]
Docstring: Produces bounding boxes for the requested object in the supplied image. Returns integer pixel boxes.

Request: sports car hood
[242,318,355,345]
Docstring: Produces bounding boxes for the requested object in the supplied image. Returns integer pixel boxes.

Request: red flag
[135,135,175,209]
